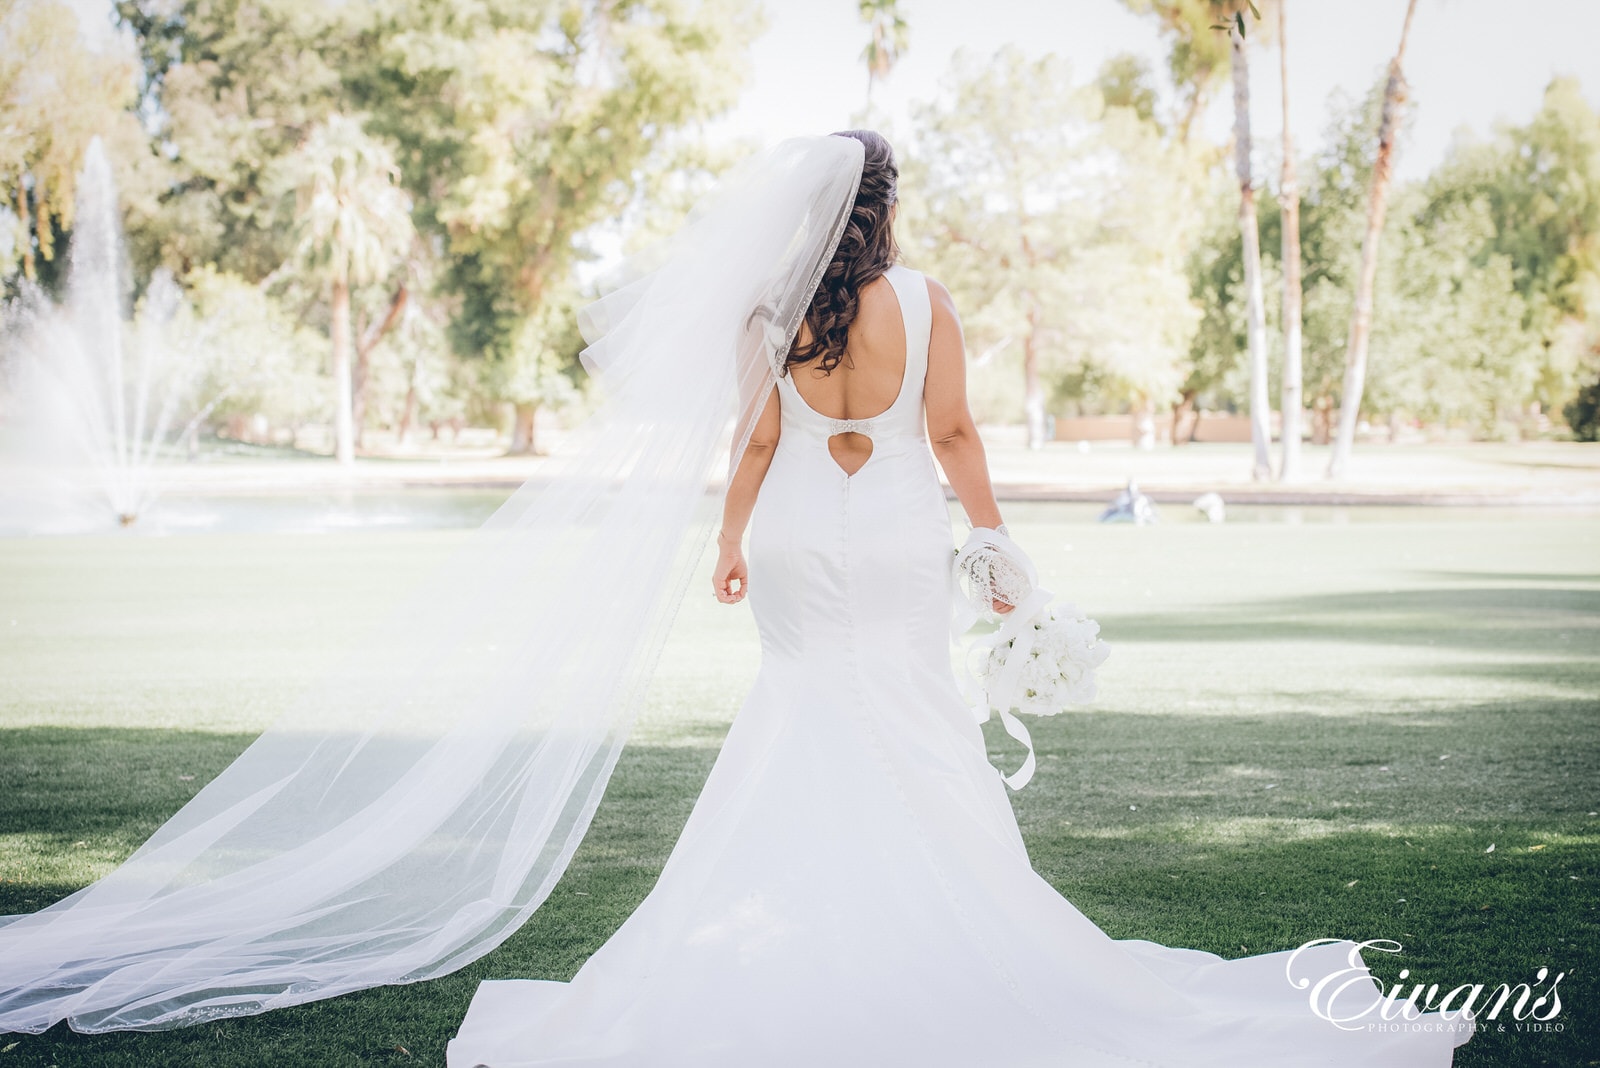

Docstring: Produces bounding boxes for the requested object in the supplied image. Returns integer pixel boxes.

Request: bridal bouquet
[951,527,1111,789]
[969,601,1110,717]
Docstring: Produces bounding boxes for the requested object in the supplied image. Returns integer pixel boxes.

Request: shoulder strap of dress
[888,264,932,389]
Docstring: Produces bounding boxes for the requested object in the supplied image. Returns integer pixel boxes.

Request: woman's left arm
[713,383,781,604]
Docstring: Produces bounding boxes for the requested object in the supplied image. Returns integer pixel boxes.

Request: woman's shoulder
[873,265,954,309]
[854,267,958,331]
[910,270,958,322]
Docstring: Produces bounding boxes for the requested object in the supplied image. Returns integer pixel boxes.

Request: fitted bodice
[747,262,959,703]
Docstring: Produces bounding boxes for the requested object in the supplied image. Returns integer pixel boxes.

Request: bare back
[785,274,909,474]
[786,273,908,422]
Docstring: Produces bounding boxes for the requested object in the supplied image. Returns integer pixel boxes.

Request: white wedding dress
[446,265,1473,1067]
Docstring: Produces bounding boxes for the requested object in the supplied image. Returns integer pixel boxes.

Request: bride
[0,131,1473,1066]
[443,132,1474,1067]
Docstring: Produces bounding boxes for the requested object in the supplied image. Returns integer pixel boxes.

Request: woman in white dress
[0,129,1474,1064]
[444,131,1475,1068]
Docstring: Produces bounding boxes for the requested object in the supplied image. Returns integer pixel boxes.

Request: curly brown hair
[783,129,900,376]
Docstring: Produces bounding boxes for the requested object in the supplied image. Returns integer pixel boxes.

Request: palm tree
[1277,0,1304,481]
[1327,0,1420,479]
[282,115,414,466]
[1219,2,1273,480]
[858,0,909,114]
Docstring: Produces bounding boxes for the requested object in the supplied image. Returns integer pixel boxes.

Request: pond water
[4,487,1594,537]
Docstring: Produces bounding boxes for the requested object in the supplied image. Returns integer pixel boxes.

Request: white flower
[975,603,1110,717]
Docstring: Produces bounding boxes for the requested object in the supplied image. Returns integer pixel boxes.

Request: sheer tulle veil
[0,134,866,1034]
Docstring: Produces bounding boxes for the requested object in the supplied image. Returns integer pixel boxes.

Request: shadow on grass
[1104,585,1600,659]
[1419,571,1600,585]
[0,696,1595,1067]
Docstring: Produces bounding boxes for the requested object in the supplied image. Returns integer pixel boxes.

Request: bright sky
[64,0,1597,182]
[707,0,1600,182]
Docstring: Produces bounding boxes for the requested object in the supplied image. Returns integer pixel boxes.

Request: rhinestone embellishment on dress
[827,417,875,436]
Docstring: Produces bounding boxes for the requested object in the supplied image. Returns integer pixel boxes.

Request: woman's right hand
[713,531,749,604]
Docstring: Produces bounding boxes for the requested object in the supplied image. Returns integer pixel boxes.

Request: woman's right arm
[923,277,1005,533]
[713,383,781,605]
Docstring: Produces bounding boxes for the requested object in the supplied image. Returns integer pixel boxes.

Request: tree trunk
[1327,0,1418,479]
[351,286,409,451]
[16,180,34,281]
[1277,1,1305,482]
[1311,393,1332,444]
[1231,25,1272,482]
[508,402,539,455]
[1170,388,1197,446]
[352,318,371,451]
[1022,294,1046,450]
[398,354,423,446]
[330,279,355,466]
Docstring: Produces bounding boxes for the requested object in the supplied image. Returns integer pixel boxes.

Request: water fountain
[0,138,213,534]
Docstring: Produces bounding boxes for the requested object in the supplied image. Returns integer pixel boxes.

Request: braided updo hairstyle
[784,129,900,376]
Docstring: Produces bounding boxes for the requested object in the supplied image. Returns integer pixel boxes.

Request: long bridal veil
[0,134,866,1034]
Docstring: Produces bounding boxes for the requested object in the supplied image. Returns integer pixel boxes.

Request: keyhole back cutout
[827,431,873,478]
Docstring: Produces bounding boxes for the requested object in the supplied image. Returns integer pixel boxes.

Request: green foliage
[171,265,329,427]
[1180,172,1252,411]
[1424,78,1600,331]
[906,45,1204,418]
[14,0,1590,445]
[858,0,909,110]
[89,0,761,446]
[1095,53,1159,127]
[0,0,139,281]
[343,0,762,401]
[1417,77,1600,421]
[1198,75,1596,439]
[113,0,350,283]
[266,112,414,293]
[1117,0,1231,141]
[1369,193,1541,432]
[1564,376,1600,441]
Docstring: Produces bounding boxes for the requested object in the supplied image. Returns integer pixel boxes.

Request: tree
[1096,53,1159,126]
[112,0,351,285]
[1420,77,1600,423]
[1327,0,1419,478]
[858,0,909,114]
[348,279,411,448]
[1120,0,1231,144]
[1285,81,1391,445]
[1118,0,1236,439]
[906,47,1199,447]
[171,265,329,440]
[1367,189,1541,433]
[346,0,762,454]
[0,0,137,283]
[273,114,414,465]
[1176,174,1253,441]
[1276,0,1304,479]
[1217,2,1273,479]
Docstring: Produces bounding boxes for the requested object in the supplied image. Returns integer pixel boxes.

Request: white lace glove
[951,526,1044,634]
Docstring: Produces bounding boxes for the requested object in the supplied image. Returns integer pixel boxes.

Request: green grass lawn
[1,507,1597,1066]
